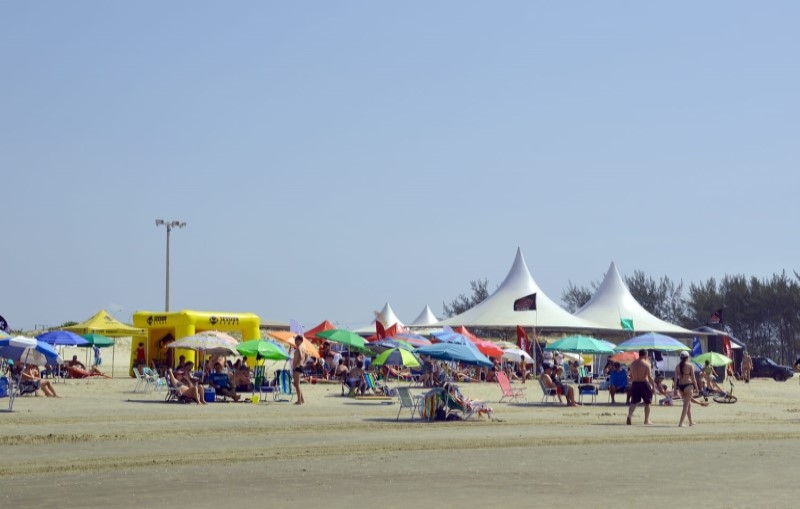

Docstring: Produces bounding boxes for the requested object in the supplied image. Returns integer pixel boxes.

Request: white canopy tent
[436,248,606,331]
[352,302,406,334]
[573,262,696,335]
[408,305,439,327]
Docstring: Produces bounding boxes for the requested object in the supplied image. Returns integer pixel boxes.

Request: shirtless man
[292,335,305,405]
[626,349,655,425]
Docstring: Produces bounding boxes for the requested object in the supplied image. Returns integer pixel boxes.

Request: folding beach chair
[440,384,492,420]
[396,386,419,420]
[132,367,147,393]
[539,377,559,404]
[496,372,527,403]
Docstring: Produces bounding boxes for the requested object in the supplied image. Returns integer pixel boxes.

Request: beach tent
[304,320,337,341]
[62,310,143,378]
[573,262,696,335]
[62,309,145,337]
[353,302,406,334]
[408,305,440,327]
[436,248,606,331]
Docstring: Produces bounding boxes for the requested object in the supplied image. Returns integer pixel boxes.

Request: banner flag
[721,335,732,359]
[0,314,9,333]
[513,293,537,311]
[620,318,634,331]
[376,321,386,340]
[516,325,528,352]
[289,319,304,336]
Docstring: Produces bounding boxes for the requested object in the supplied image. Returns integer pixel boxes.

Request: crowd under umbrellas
[2,319,721,418]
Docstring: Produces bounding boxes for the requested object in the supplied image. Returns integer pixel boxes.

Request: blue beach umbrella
[36,330,89,347]
[415,342,493,368]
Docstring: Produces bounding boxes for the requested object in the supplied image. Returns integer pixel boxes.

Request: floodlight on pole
[155,219,187,311]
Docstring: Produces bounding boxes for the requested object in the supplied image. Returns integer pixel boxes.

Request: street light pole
[155,219,187,311]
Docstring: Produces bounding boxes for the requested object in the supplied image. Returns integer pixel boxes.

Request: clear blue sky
[2,2,798,331]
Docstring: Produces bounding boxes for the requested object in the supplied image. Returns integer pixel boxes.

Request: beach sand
[3,345,799,508]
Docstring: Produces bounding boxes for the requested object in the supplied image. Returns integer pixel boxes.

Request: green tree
[560,281,596,313]
[442,278,490,318]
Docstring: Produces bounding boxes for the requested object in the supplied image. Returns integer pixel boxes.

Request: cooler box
[204,387,216,403]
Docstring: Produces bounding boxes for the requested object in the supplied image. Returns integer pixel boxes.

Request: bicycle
[712,378,737,404]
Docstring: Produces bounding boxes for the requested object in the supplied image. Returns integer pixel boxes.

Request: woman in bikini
[676,351,699,427]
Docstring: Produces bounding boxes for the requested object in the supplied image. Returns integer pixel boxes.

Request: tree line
[444,271,800,364]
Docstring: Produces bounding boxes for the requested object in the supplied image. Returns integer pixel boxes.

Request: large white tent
[573,262,696,335]
[352,302,405,334]
[408,305,439,327]
[436,248,606,330]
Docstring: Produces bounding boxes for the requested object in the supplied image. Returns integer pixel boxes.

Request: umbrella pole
[112,345,115,378]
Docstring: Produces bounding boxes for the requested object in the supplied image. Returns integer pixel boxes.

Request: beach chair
[141,367,161,393]
[132,367,147,393]
[496,372,527,403]
[274,369,293,402]
[364,372,388,395]
[252,366,277,402]
[539,377,559,404]
[1,375,17,411]
[578,383,598,404]
[396,386,419,420]
[441,385,492,420]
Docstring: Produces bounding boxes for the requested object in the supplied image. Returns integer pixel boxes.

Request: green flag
[620,318,634,331]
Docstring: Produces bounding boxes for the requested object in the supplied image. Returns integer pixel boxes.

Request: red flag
[516,326,528,352]
[721,335,732,359]
[376,321,386,340]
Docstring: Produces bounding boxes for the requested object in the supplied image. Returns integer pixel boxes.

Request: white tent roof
[436,248,606,330]
[573,262,696,335]
[352,302,405,334]
[409,305,439,327]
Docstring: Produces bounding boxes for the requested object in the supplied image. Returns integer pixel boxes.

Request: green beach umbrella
[692,351,732,367]
[316,329,367,350]
[236,339,291,361]
[545,335,615,354]
[81,333,116,347]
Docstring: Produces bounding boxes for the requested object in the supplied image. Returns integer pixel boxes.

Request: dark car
[750,357,794,381]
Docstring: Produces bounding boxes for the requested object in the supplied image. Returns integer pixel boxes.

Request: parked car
[750,357,794,381]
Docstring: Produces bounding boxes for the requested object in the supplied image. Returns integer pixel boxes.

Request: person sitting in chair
[541,365,580,407]
[21,364,59,397]
[345,361,366,396]
[167,364,205,405]
[608,362,629,404]
[701,360,723,394]
[208,362,240,402]
[442,382,493,418]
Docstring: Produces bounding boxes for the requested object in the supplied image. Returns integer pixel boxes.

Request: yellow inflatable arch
[130,310,260,376]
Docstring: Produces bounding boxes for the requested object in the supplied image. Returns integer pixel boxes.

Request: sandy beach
[3,345,800,509]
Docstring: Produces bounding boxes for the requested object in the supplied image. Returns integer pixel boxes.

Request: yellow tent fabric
[63,309,145,337]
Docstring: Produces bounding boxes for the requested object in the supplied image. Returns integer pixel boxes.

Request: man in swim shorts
[626,349,655,425]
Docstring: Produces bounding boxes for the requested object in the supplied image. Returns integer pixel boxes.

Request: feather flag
[691,336,702,357]
[289,319,304,336]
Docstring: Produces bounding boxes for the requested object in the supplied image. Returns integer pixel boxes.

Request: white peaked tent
[573,262,696,335]
[437,248,606,330]
[353,302,406,334]
[409,305,439,327]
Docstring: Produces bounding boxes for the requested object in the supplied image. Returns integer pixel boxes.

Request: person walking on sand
[292,335,305,405]
[626,349,654,425]
[741,351,753,383]
[676,350,703,427]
